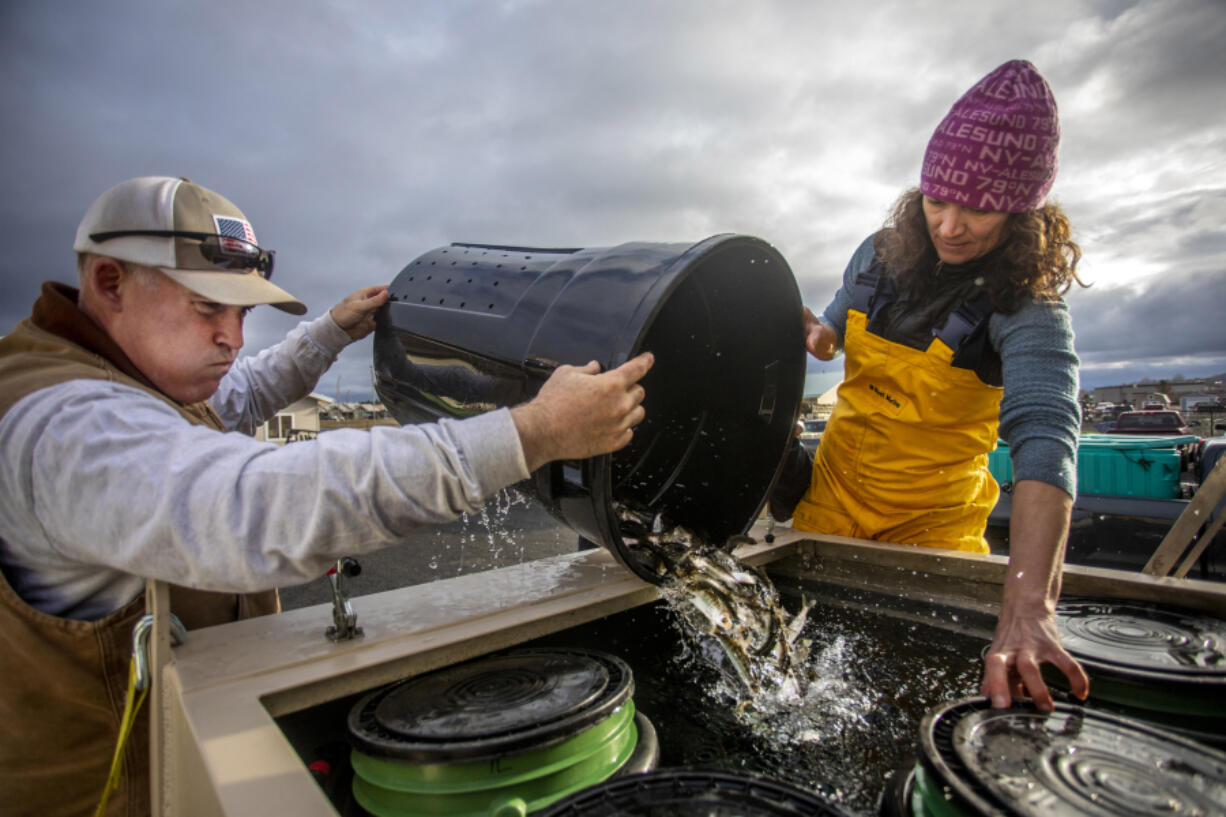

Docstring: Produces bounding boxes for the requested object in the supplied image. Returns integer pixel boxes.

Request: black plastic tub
[373,236,806,582]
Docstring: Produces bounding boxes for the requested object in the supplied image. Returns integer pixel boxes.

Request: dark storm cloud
[1071,268,1226,360]
[1055,1,1226,144]
[1080,188,1226,279]
[1,0,1223,398]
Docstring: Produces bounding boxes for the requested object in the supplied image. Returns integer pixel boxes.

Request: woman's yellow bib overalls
[792,268,1001,552]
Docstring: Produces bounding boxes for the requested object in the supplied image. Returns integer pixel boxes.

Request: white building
[254,392,334,444]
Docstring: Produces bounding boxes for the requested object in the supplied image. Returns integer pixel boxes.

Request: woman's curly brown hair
[876,188,1086,314]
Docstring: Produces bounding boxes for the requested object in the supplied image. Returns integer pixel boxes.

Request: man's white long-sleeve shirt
[0,313,529,620]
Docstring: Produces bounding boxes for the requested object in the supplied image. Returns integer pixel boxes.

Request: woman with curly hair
[792,60,1090,712]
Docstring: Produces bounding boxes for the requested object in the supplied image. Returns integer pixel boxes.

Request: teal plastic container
[988,434,1195,499]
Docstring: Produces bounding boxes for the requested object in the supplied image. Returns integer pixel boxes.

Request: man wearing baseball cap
[0,176,653,815]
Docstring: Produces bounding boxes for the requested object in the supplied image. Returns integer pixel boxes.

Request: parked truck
[1113,410,1195,435]
[1111,410,1200,473]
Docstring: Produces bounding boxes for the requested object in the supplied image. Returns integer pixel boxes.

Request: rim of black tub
[534,768,854,816]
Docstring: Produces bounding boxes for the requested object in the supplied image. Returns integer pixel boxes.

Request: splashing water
[636,597,982,815]
[446,487,543,574]
[616,505,815,697]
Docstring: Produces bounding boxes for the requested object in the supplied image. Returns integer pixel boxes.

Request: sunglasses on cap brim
[89,230,275,279]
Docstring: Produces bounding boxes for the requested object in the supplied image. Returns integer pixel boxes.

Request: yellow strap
[94,657,149,817]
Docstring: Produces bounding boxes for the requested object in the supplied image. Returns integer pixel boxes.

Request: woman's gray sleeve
[992,298,1081,497]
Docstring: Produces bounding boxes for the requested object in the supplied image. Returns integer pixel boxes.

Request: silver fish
[616,502,815,695]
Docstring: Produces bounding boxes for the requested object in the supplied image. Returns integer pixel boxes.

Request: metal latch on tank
[132,612,187,691]
[325,557,364,642]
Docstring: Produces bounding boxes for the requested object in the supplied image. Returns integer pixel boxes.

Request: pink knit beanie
[919,60,1060,213]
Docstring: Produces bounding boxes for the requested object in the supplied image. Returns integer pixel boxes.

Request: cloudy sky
[2,0,1223,399]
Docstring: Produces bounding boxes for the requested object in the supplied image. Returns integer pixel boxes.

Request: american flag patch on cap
[214,214,257,245]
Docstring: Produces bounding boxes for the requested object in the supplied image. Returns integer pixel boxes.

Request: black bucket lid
[918,697,1226,817]
[348,648,633,762]
[535,769,853,816]
[1054,598,1226,680]
[1045,598,1226,726]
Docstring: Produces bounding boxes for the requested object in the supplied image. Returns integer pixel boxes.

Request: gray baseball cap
[73,176,307,315]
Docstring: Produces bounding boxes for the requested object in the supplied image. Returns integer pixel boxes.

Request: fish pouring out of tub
[616,505,815,698]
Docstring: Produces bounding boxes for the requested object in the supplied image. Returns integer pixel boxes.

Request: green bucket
[347,649,654,817]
